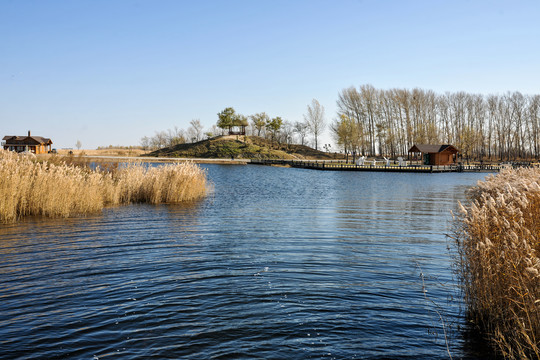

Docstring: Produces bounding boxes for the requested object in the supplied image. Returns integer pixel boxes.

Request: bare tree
[336,87,369,155]
[76,140,82,150]
[293,121,309,146]
[209,125,220,138]
[529,95,540,158]
[334,85,540,160]
[186,127,197,143]
[189,119,204,142]
[279,121,295,146]
[140,136,150,151]
[167,127,185,147]
[304,99,326,150]
[151,131,167,149]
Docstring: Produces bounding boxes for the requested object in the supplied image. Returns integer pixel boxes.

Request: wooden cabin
[2,131,53,154]
[408,144,459,166]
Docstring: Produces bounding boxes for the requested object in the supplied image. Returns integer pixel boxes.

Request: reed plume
[454,167,540,359]
[0,149,207,222]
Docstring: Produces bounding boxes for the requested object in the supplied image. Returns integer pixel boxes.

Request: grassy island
[144,135,335,160]
[455,167,540,359]
[0,149,207,223]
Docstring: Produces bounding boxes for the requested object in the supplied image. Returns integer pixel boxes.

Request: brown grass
[0,149,207,223]
[454,167,540,359]
[56,148,149,157]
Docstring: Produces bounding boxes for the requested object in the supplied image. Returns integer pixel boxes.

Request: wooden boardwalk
[250,159,503,173]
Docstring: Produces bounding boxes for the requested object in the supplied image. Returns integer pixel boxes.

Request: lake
[0,164,490,359]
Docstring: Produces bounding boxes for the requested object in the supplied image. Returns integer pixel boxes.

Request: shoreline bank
[38,154,250,165]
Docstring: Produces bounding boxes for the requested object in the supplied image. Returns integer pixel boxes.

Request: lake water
[0,165,490,359]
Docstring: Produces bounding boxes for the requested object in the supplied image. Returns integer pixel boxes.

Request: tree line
[140,119,205,150]
[332,84,540,161]
[140,100,327,151]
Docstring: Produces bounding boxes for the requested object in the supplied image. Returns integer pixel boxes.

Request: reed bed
[0,149,207,223]
[454,167,540,359]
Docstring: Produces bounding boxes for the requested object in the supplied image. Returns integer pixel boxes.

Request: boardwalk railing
[249,159,503,173]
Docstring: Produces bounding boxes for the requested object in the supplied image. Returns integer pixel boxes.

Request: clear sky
[1,0,539,149]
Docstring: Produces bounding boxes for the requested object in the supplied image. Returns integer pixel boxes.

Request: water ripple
[0,166,488,359]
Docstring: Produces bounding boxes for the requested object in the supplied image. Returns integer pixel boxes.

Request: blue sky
[1,0,539,149]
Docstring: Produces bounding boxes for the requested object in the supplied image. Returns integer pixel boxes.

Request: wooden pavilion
[227,118,248,136]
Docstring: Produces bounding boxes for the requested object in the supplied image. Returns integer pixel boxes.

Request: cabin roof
[3,135,53,145]
[408,144,459,154]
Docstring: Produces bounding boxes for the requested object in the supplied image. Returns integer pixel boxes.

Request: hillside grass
[0,149,207,223]
[145,135,337,160]
[454,167,540,359]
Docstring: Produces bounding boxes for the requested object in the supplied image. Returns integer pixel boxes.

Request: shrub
[454,167,540,359]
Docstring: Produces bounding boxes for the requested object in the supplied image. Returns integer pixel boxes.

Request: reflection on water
[0,165,488,359]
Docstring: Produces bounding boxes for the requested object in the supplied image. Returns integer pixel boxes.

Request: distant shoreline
[83,155,249,165]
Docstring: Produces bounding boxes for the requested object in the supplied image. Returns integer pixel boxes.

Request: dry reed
[454,167,540,359]
[0,149,207,223]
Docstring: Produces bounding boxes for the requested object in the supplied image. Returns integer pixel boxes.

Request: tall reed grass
[454,167,540,359]
[0,149,207,223]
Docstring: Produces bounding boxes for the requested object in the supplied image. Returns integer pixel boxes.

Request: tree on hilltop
[250,112,270,137]
[266,116,283,143]
[188,119,204,142]
[217,107,248,135]
[217,107,236,130]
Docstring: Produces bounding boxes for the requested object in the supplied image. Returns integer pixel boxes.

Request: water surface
[0,165,489,359]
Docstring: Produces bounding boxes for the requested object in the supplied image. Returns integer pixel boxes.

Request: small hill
[144,135,336,160]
